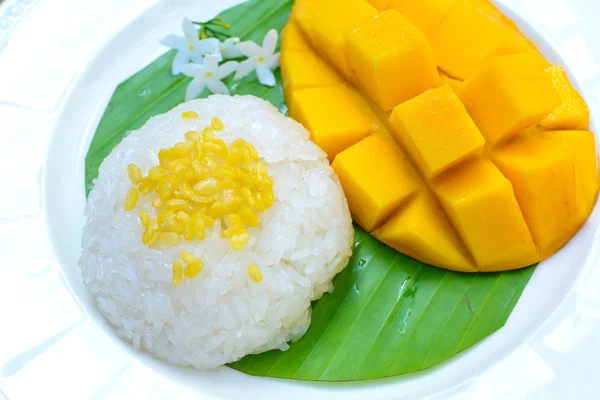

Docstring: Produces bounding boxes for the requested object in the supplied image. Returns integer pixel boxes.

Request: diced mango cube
[332,134,421,231]
[291,0,320,40]
[480,30,537,65]
[290,84,374,160]
[433,158,539,271]
[432,0,513,79]
[281,22,311,52]
[458,54,561,143]
[281,50,342,93]
[374,193,476,272]
[366,0,392,10]
[346,9,440,111]
[542,130,599,227]
[282,49,343,116]
[540,66,590,130]
[469,0,504,21]
[389,85,484,178]
[310,0,378,78]
[439,70,462,92]
[390,0,456,40]
[492,137,578,257]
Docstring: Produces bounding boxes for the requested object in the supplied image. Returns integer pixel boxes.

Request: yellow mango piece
[439,70,462,92]
[291,0,320,40]
[390,0,456,40]
[290,84,374,160]
[480,30,537,64]
[346,9,440,111]
[434,158,539,271]
[310,0,378,78]
[522,124,547,136]
[282,49,343,116]
[469,0,544,58]
[281,0,597,274]
[374,193,476,272]
[469,0,503,20]
[542,130,599,226]
[432,0,512,79]
[389,85,484,178]
[540,66,590,130]
[332,134,421,231]
[458,54,561,143]
[281,49,342,93]
[281,22,311,52]
[492,137,578,257]
[366,0,392,10]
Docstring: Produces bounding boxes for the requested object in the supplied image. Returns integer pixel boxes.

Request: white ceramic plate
[1,0,599,398]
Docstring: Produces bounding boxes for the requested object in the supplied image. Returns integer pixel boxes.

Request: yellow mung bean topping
[183,261,203,279]
[123,118,274,285]
[211,117,224,131]
[181,110,199,119]
[247,264,263,283]
[127,163,143,185]
[172,261,183,286]
[140,210,149,227]
[185,130,201,142]
[123,188,139,211]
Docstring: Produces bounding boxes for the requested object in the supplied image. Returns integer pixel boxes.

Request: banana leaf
[84,0,536,381]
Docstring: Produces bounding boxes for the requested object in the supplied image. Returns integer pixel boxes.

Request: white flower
[159,18,222,75]
[219,37,244,59]
[181,55,239,101]
[234,29,280,86]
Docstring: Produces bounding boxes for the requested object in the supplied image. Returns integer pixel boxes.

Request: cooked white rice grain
[80,95,354,370]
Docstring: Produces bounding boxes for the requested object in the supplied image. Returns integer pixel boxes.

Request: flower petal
[196,38,220,55]
[220,37,243,59]
[238,41,262,57]
[267,53,280,70]
[185,78,205,101]
[224,37,240,45]
[256,64,276,87]
[159,34,185,50]
[181,63,204,77]
[203,54,221,71]
[190,52,206,65]
[234,59,257,80]
[182,18,198,41]
[216,61,240,79]
[206,79,230,95]
[262,29,279,55]
[172,51,191,75]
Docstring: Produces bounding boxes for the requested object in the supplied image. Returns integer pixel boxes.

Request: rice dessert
[80,95,354,370]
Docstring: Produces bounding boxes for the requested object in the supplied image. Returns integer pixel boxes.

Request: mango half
[282,0,598,272]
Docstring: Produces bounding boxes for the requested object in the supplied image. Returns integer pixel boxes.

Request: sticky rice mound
[79,95,354,370]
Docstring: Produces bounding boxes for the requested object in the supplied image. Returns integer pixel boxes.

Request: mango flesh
[290,84,375,161]
[282,0,599,272]
[308,0,377,78]
[281,49,342,93]
[542,131,599,227]
[458,54,561,143]
[390,0,457,40]
[281,21,311,52]
[492,137,578,258]
[389,84,484,178]
[366,0,391,10]
[332,134,421,231]
[432,0,509,79]
[439,70,462,92]
[540,66,590,130]
[374,193,476,272]
[433,158,539,271]
[346,9,440,111]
